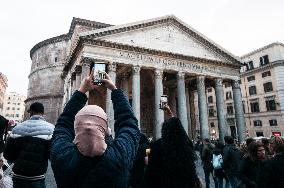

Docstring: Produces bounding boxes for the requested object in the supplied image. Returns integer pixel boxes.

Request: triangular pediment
[80,15,241,65]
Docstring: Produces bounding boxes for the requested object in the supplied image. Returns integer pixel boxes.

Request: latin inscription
[119,52,218,74]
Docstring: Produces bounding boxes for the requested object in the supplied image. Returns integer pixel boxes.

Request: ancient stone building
[27,15,245,142]
[0,72,8,115]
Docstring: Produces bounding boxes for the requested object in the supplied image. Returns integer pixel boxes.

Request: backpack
[212,154,223,169]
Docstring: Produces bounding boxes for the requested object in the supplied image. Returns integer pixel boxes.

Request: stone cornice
[68,17,112,38]
[64,38,241,77]
[28,64,65,78]
[241,42,284,59]
[240,60,284,77]
[30,17,112,60]
[25,94,63,103]
[80,15,242,66]
[30,34,69,59]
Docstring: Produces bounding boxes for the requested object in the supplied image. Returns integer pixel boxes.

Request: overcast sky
[1,0,284,96]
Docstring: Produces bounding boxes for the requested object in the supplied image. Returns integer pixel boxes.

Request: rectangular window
[250,101,260,113]
[269,119,278,126]
[256,132,264,137]
[16,114,19,117]
[209,108,215,117]
[262,71,271,78]
[207,88,212,93]
[260,55,269,66]
[263,82,273,92]
[246,61,254,70]
[226,92,232,100]
[249,86,257,95]
[247,76,255,82]
[227,105,234,115]
[254,120,262,127]
[266,99,276,111]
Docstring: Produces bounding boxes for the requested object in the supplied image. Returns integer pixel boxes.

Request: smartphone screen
[160,95,168,103]
[93,63,106,85]
[160,95,168,109]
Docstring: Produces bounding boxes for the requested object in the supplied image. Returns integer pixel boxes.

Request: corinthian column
[197,76,210,139]
[106,62,117,133]
[232,79,246,143]
[177,72,188,134]
[154,69,164,139]
[81,57,92,98]
[132,65,141,126]
[215,78,228,143]
[121,74,129,99]
[75,65,82,90]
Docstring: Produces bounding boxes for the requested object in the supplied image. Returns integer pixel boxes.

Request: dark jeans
[13,178,46,188]
[204,168,217,188]
[227,175,239,188]
[217,176,230,188]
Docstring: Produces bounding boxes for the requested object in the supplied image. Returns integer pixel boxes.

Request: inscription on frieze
[118,52,218,74]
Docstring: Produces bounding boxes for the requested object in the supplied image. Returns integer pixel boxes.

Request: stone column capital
[177,71,185,79]
[132,65,141,75]
[75,65,82,74]
[197,75,205,85]
[108,62,117,72]
[81,57,93,67]
[154,69,163,79]
[232,79,240,89]
[215,78,223,88]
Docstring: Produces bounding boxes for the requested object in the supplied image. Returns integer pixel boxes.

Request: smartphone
[159,95,168,109]
[93,63,106,85]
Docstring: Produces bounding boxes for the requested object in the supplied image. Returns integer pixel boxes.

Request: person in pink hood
[51,70,140,188]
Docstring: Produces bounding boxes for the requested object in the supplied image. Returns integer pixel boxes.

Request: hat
[28,102,44,114]
[74,105,108,157]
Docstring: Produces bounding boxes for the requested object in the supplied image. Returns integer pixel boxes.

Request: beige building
[0,73,8,116]
[204,42,284,139]
[3,92,26,123]
[28,15,247,142]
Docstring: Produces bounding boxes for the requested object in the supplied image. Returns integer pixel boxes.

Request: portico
[62,15,245,143]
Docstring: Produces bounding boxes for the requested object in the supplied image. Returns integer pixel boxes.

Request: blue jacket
[50,89,140,188]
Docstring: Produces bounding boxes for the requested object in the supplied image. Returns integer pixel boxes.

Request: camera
[159,95,168,109]
[91,63,106,85]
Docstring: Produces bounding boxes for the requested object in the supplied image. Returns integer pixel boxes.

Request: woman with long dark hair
[145,105,201,188]
[240,141,266,188]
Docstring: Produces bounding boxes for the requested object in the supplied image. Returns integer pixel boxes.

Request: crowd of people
[197,134,284,188]
[0,70,283,188]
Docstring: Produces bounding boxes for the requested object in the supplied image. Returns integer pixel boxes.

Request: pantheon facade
[27,15,246,142]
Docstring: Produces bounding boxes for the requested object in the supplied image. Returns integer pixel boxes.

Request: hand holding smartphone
[159,95,168,109]
[92,63,106,86]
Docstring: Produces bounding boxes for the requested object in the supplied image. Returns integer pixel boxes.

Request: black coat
[223,144,241,176]
[257,152,284,188]
[4,115,54,178]
[240,156,262,188]
[51,89,140,188]
[0,115,8,153]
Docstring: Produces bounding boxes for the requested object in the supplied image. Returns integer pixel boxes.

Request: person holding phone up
[144,103,201,188]
[50,70,140,188]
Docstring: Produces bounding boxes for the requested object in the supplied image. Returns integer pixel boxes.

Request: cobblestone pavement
[195,152,215,188]
[46,153,215,188]
[46,161,57,188]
